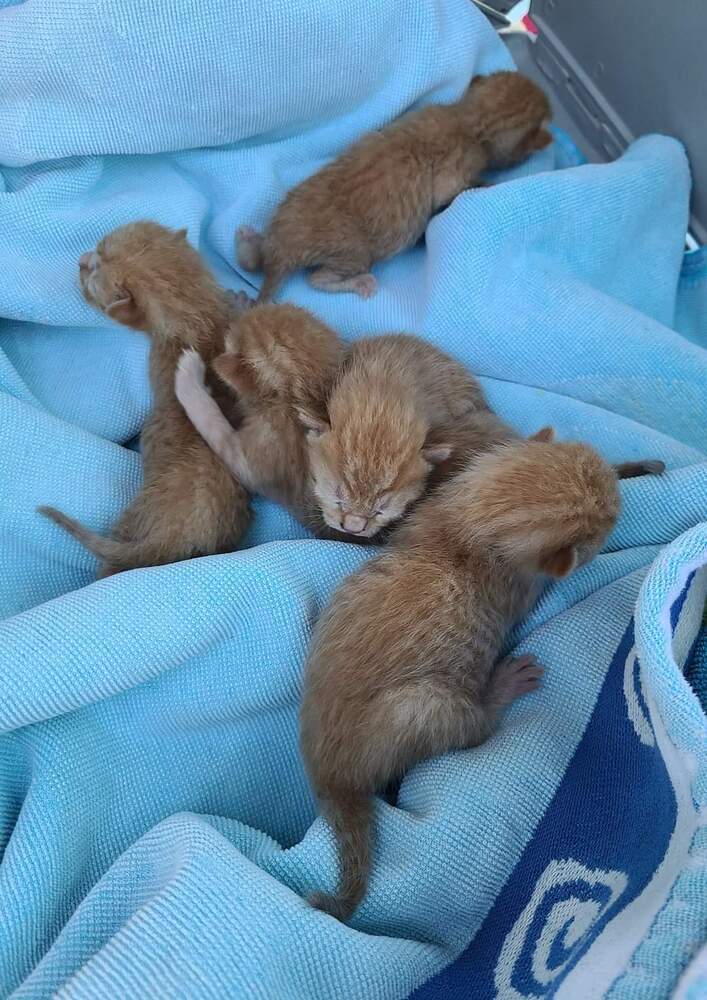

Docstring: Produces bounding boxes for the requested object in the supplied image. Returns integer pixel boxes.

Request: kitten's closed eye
[373,492,391,516]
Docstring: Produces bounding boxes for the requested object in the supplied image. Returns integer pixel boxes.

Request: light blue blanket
[1,1,706,997]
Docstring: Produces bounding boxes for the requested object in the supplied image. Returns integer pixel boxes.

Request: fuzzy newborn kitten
[177,317,663,545]
[237,71,551,300]
[177,303,351,539]
[176,320,495,541]
[40,221,250,576]
[301,431,620,921]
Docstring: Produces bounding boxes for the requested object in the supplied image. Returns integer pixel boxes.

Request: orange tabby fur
[301,433,621,921]
[176,304,351,538]
[176,322,506,541]
[237,71,551,300]
[176,306,663,542]
[39,221,251,576]
[303,334,490,537]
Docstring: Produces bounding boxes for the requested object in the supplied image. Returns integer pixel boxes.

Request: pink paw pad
[236,227,263,271]
[225,289,254,313]
[354,274,377,299]
[495,653,544,704]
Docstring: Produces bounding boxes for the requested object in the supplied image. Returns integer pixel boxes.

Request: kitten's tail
[38,506,143,577]
[236,225,291,303]
[613,459,665,480]
[256,257,291,303]
[309,791,373,922]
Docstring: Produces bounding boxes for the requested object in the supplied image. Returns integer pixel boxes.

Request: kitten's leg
[225,289,255,314]
[485,653,544,713]
[308,267,377,299]
[367,655,543,787]
[236,226,264,272]
[436,654,544,753]
[175,351,259,491]
[613,460,665,480]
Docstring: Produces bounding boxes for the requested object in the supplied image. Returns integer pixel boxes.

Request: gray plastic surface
[522,0,707,245]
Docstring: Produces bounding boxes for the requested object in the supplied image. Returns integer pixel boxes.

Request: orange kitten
[176,311,662,545]
[176,304,351,539]
[301,432,620,921]
[237,71,551,300]
[176,324,502,541]
[300,334,490,538]
[40,222,250,576]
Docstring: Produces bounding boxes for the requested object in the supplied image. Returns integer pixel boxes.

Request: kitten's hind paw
[236,226,264,271]
[225,289,255,314]
[353,274,377,299]
[492,653,544,706]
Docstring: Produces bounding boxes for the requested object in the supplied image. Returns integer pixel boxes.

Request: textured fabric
[0,1,706,997]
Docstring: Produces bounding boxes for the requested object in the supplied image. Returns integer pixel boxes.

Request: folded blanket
[0,1,705,997]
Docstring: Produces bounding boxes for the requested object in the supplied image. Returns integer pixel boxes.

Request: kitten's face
[78,221,194,331]
[304,408,450,538]
[464,71,552,167]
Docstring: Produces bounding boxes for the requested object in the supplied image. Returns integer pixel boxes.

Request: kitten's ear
[212,352,237,384]
[527,127,553,153]
[105,288,133,315]
[538,545,577,578]
[296,408,329,437]
[212,352,258,398]
[422,443,452,465]
[174,228,188,241]
[530,426,555,443]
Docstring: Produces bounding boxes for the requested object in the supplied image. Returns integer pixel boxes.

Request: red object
[522,14,538,35]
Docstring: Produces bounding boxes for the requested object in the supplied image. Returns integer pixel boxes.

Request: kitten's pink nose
[342,514,367,534]
[79,251,96,271]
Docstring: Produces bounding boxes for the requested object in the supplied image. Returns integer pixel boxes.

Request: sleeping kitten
[237,71,551,300]
[39,221,251,576]
[299,334,489,537]
[176,303,351,539]
[175,324,499,541]
[301,430,620,921]
[176,319,664,544]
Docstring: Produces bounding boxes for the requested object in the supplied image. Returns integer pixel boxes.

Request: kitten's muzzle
[341,514,368,534]
[78,252,99,299]
[79,251,98,272]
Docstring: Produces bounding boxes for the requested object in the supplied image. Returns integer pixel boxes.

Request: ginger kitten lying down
[301,431,620,921]
[39,221,662,572]
[176,307,664,541]
[39,222,251,576]
[175,311,501,542]
[178,304,353,541]
[237,71,552,300]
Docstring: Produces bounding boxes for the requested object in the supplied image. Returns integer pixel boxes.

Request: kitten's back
[218,304,344,414]
[267,105,464,266]
[348,334,488,424]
